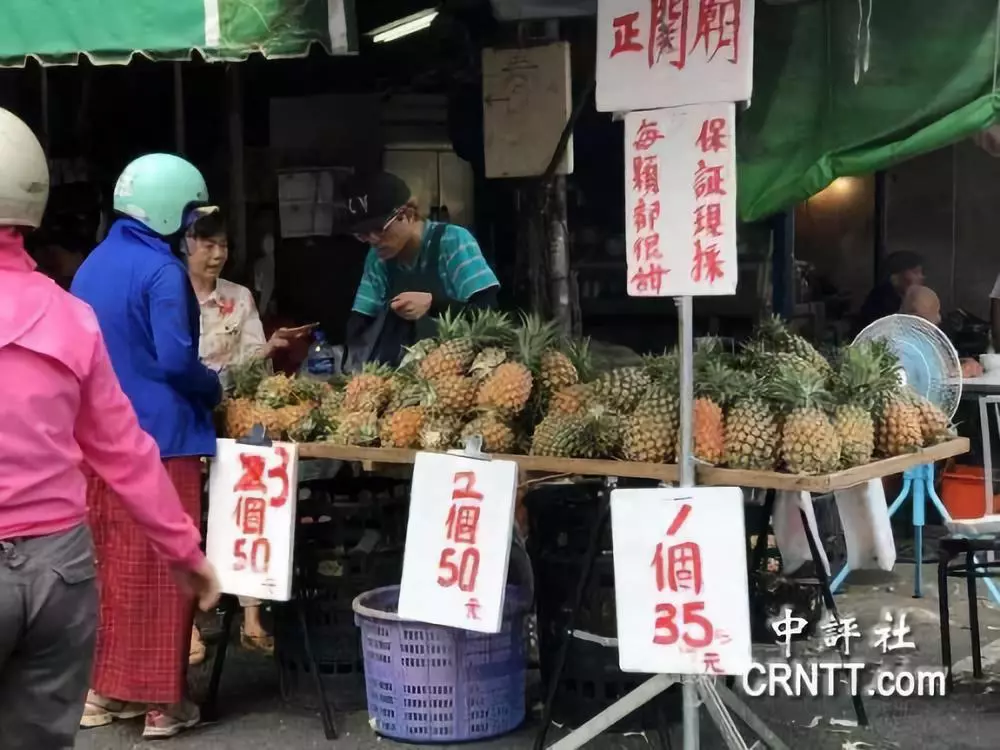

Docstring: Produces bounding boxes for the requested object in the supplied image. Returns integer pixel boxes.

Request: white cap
[0,108,49,228]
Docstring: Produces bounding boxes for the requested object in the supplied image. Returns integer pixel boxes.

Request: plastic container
[353,585,527,742]
[304,331,338,377]
[941,466,1000,519]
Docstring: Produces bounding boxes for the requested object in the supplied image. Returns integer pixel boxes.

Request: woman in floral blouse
[185,209,311,660]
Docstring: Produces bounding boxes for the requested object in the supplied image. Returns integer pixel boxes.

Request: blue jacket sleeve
[148,264,222,408]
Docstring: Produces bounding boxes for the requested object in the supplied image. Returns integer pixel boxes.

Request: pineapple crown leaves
[228,358,271,399]
[693,359,735,405]
[831,344,887,410]
[359,361,394,378]
[511,312,558,371]
[399,338,438,371]
[643,349,680,387]
[562,336,595,383]
[765,368,836,414]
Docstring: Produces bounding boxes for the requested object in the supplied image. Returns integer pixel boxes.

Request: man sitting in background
[856,251,925,335]
[901,285,983,378]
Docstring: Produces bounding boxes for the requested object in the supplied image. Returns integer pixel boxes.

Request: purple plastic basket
[353,585,528,742]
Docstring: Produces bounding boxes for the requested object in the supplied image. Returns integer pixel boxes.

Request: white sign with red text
[206,439,299,602]
[398,452,518,633]
[611,486,751,675]
[596,0,754,112]
[624,103,737,297]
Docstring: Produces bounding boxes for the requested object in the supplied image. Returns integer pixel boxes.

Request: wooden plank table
[298,437,969,492]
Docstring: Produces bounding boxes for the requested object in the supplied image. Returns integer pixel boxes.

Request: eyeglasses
[353,206,405,243]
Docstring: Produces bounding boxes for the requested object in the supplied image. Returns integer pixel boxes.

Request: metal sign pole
[676,295,700,750]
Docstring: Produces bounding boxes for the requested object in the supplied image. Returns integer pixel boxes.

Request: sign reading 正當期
[596,0,754,112]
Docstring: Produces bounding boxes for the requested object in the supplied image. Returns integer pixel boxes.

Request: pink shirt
[0,229,203,570]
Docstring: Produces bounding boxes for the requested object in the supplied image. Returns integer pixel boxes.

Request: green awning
[0,0,357,66]
[738,0,1000,222]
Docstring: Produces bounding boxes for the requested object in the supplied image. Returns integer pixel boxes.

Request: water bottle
[304,331,338,377]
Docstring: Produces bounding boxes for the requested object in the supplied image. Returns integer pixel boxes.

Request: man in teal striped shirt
[343,172,500,368]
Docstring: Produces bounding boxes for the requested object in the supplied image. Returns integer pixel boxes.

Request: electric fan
[853,313,962,419]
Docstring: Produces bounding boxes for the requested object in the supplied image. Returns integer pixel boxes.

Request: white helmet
[0,108,49,229]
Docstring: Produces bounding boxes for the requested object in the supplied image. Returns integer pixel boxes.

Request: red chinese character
[235,496,266,535]
[437,547,481,592]
[692,239,725,284]
[632,156,660,196]
[633,198,662,234]
[693,203,723,237]
[632,234,663,263]
[466,598,482,620]
[633,118,664,152]
[452,471,484,502]
[715,630,732,645]
[650,0,690,69]
[266,446,291,508]
[694,160,726,199]
[610,12,644,58]
[445,505,481,545]
[703,652,724,674]
[234,454,266,493]
[630,263,670,295]
[695,118,728,154]
[652,540,704,593]
[691,0,741,63]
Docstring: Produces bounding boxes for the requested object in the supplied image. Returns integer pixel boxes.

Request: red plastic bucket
[941,466,1000,519]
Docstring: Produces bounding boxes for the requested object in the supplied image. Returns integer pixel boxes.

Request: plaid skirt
[87,457,203,704]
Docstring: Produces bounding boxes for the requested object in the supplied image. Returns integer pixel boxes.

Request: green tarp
[738,0,1000,221]
[0,0,357,66]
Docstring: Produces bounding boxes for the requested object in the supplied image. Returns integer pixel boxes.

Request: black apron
[347,223,448,370]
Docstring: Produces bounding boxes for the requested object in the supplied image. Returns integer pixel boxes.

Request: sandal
[240,626,275,655]
[143,699,201,739]
[189,625,207,666]
[80,691,146,729]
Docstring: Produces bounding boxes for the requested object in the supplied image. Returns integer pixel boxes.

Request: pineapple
[588,367,652,415]
[287,408,334,443]
[623,368,680,464]
[255,374,297,408]
[221,398,265,439]
[381,406,426,449]
[470,346,508,380]
[869,342,924,456]
[419,412,463,451]
[829,345,884,468]
[386,370,426,413]
[755,315,831,377]
[549,383,592,416]
[742,342,822,382]
[539,337,590,396]
[907,390,954,445]
[723,371,779,471]
[530,405,622,459]
[318,388,344,427]
[769,370,841,475]
[332,410,379,446]
[477,313,551,416]
[429,374,478,413]
[461,412,517,453]
[679,359,729,466]
[228,358,271,399]
[342,363,393,413]
[418,309,510,381]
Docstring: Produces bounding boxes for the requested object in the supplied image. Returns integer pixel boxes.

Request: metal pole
[676,294,699,749]
[173,63,186,155]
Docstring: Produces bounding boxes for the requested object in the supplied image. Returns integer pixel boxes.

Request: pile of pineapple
[218,313,956,476]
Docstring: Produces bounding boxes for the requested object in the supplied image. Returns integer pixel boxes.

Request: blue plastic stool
[830,463,1000,603]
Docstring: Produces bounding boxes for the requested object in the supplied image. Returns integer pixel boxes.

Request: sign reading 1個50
[596,0,755,113]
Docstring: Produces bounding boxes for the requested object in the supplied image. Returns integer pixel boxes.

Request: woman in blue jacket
[71,154,220,739]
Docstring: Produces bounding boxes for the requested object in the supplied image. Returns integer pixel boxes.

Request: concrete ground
[77,562,1000,750]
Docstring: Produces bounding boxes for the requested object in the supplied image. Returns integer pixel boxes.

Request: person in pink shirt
[0,109,221,750]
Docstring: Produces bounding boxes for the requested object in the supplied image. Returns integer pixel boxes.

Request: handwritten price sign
[624,103,737,298]
[596,0,754,112]
[398,452,518,634]
[206,439,299,602]
[611,486,751,675]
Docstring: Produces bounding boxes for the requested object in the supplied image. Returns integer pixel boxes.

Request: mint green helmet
[112,153,208,236]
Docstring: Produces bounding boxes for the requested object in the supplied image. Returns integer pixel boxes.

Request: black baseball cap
[342,172,411,235]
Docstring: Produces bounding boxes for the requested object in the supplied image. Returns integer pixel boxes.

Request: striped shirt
[351,222,499,317]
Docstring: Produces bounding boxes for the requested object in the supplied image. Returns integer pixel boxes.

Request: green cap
[113,153,209,236]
